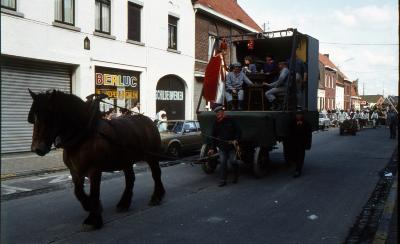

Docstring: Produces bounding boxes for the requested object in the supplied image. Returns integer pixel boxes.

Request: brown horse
[28,89,165,230]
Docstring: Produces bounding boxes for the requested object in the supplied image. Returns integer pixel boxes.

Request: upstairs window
[127,2,141,42]
[95,0,111,34]
[1,0,16,10]
[55,0,74,25]
[168,15,178,50]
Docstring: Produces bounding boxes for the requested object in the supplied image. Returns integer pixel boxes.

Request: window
[127,2,141,42]
[1,0,16,10]
[208,34,216,60]
[168,15,178,50]
[95,0,111,34]
[55,0,74,25]
[183,122,197,133]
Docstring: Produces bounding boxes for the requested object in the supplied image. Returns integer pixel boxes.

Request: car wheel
[167,143,181,158]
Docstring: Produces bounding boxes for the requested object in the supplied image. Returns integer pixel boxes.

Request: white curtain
[1,0,16,9]
[95,1,101,30]
[64,0,73,24]
[102,3,110,32]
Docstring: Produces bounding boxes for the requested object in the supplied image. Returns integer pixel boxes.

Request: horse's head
[28,89,60,156]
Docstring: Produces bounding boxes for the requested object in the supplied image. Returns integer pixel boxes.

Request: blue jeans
[219,149,239,181]
[225,89,244,102]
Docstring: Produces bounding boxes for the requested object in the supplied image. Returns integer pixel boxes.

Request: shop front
[95,66,140,112]
[156,75,186,120]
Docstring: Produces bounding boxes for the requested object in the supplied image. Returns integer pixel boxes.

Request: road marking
[31,174,71,184]
[1,184,32,195]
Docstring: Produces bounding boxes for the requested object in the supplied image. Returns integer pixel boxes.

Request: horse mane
[36,90,95,130]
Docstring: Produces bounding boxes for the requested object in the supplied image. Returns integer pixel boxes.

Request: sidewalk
[1,150,66,179]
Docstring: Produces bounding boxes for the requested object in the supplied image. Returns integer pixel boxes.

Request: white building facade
[335,85,344,110]
[1,0,195,153]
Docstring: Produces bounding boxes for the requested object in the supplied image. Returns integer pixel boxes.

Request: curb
[1,166,68,181]
[1,160,187,181]
[373,174,398,244]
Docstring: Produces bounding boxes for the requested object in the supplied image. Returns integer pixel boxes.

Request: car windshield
[158,121,183,133]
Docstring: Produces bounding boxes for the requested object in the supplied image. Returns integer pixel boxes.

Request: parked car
[158,120,203,158]
[319,113,330,130]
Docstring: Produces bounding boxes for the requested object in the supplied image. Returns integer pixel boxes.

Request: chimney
[323,54,329,59]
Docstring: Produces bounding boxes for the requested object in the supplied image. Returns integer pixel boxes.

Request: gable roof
[193,0,263,32]
[319,53,338,71]
[360,95,384,103]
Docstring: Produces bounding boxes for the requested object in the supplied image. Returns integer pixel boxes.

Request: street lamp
[84,37,90,50]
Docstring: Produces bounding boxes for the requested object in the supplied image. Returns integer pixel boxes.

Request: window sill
[1,8,24,18]
[52,22,81,32]
[126,39,145,46]
[167,48,181,54]
[93,31,116,40]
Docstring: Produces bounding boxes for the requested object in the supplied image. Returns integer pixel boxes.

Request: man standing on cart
[208,104,242,187]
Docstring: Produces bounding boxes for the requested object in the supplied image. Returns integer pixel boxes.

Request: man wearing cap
[264,60,290,110]
[225,62,254,110]
[208,105,242,186]
[286,109,312,177]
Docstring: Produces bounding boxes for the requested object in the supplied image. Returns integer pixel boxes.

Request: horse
[27,89,165,230]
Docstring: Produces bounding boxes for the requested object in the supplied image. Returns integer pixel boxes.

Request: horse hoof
[148,197,162,206]
[116,205,130,213]
[82,214,103,230]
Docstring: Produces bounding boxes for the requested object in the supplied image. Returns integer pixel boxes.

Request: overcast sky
[238,0,398,96]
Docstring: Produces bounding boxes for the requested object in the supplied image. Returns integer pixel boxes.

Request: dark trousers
[294,146,306,173]
[219,149,239,181]
[389,123,397,138]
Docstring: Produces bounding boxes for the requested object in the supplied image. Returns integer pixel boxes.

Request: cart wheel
[200,144,218,174]
[253,147,269,178]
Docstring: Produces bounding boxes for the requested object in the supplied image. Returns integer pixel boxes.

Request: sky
[238,0,398,96]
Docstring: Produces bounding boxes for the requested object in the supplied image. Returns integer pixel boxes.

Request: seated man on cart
[263,60,290,110]
[225,62,254,110]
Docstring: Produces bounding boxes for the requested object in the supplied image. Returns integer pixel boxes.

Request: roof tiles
[193,0,263,31]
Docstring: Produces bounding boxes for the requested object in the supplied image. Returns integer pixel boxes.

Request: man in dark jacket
[208,105,242,186]
[387,106,398,139]
[287,110,312,178]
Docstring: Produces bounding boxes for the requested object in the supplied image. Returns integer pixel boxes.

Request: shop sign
[156,90,184,101]
[95,66,140,105]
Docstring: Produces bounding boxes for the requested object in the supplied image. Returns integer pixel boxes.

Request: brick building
[319,54,337,111]
[317,60,326,111]
[192,0,262,114]
[343,76,352,111]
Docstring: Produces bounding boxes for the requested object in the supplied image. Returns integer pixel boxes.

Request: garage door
[1,57,72,153]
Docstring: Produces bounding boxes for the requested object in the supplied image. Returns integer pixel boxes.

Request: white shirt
[131,106,140,114]
[156,110,166,120]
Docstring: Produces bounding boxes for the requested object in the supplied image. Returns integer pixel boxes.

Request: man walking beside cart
[208,104,242,187]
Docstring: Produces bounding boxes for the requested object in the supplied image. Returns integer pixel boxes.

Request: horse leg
[147,159,165,206]
[71,172,91,211]
[116,166,135,212]
[82,171,103,230]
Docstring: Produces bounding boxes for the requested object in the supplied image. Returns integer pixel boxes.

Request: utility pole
[363,82,365,96]
[262,21,270,32]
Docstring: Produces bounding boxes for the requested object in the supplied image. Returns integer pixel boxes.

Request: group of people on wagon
[224,53,307,111]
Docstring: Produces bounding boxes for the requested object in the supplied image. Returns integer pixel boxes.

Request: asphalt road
[1,127,397,244]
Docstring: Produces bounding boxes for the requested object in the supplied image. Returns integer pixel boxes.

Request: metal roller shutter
[1,57,72,153]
